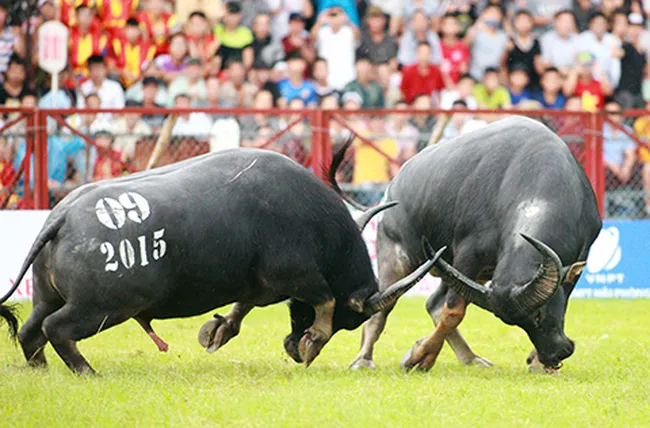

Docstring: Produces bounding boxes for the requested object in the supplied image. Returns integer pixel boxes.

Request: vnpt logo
[585,227,624,285]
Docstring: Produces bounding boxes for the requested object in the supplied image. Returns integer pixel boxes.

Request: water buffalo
[0,148,443,374]
[331,116,601,372]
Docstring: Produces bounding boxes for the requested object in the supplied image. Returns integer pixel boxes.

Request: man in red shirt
[68,5,108,79]
[95,0,140,40]
[137,0,180,56]
[563,52,613,112]
[400,42,445,104]
[186,11,219,73]
[108,18,156,88]
[439,13,469,85]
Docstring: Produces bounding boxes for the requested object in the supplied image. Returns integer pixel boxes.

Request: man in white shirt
[577,11,621,89]
[541,10,579,76]
[311,6,359,91]
[171,94,213,138]
[77,55,126,110]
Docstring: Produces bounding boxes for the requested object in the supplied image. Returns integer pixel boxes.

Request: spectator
[248,59,282,105]
[524,0,573,32]
[138,76,167,130]
[239,90,280,146]
[168,58,207,106]
[236,0,270,28]
[125,61,170,106]
[465,4,508,81]
[38,0,57,24]
[573,0,598,32]
[439,13,470,85]
[111,100,152,162]
[577,11,621,89]
[447,1,477,36]
[68,93,112,135]
[312,5,359,91]
[342,55,384,108]
[440,73,478,109]
[0,56,27,107]
[39,72,75,132]
[267,0,314,41]
[397,10,442,67]
[155,33,190,85]
[533,67,567,109]
[401,0,450,26]
[77,55,126,109]
[277,52,318,107]
[540,10,579,76]
[251,13,285,68]
[353,114,399,185]
[441,99,488,142]
[400,42,445,104]
[58,0,100,29]
[409,93,435,150]
[603,100,637,188]
[214,1,254,71]
[194,75,225,110]
[386,100,419,162]
[563,52,613,112]
[282,13,316,64]
[505,9,543,89]
[311,57,335,98]
[615,13,647,109]
[508,65,533,106]
[278,97,309,163]
[376,62,402,107]
[186,11,220,72]
[69,5,109,79]
[366,0,403,36]
[0,3,24,79]
[108,18,157,88]
[473,67,511,109]
[610,8,629,41]
[137,0,180,56]
[219,59,257,108]
[91,130,126,182]
[632,102,650,215]
[171,93,213,138]
[357,6,398,69]
[271,60,289,83]
[94,0,140,40]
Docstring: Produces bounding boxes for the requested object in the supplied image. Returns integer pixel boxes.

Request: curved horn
[433,256,494,312]
[354,201,398,231]
[364,243,447,315]
[510,234,562,314]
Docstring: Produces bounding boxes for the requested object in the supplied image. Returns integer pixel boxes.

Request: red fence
[2,106,650,219]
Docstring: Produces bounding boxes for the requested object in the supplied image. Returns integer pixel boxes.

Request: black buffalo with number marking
[331,116,602,372]
[0,148,442,374]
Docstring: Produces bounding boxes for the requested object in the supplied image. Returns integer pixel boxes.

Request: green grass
[0,299,649,427]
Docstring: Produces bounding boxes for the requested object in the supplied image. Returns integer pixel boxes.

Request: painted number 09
[100,228,167,272]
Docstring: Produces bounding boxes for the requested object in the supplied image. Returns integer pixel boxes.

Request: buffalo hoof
[463,355,493,368]
[283,335,303,364]
[197,315,238,354]
[349,357,376,371]
[298,328,329,367]
[400,339,436,372]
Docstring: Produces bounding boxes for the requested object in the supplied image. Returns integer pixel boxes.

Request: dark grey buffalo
[0,148,442,374]
[331,116,602,372]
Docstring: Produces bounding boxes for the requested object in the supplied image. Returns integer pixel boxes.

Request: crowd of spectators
[0,0,648,216]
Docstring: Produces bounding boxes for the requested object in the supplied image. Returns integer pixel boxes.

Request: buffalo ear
[563,261,586,285]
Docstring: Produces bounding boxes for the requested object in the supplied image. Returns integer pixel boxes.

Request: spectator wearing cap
[267,0,315,41]
[154,33,190,85]
[171,93,214,138]
[342,55,384,109]
[397,10,442,67]
[400,42,445,104]
[577,11,621,89]
[111,100,153,162]
[473,67,511,109]
[168,57,208,107]
[563,51,613,112]
[69,5,109,80]
[540,10,579,76]
[311,57,336,99]
[465,4,508,81]
[573,0,598,32]
[278,52,318,107]
[614,13,647,109]
[311,5,360,90]
[214,2,254,71]
[439,13,470,85]
[508,65,533,106]
[532,67,566,109]
[282,13,316,65]
[77,56,126,110]
[251,13,285,69]
[357,6,398,70]
[505,9,543,90]
[186,11,220,72]
[0,56,28,108]
[219,59,257,108]
[249,59,282,105]
[108,18,157,88]
[137,0,181,56]
[94,0,140,40]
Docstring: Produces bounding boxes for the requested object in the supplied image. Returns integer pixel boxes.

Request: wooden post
[146,114,178,170]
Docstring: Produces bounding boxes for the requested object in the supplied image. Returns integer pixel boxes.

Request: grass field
[0,298,648,427]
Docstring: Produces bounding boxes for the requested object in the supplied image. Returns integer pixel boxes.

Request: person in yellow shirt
[632,107,650,216]
[352,114,400,185]
[473,67,512,109]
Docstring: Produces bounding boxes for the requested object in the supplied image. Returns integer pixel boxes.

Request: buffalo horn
[510,234,562,314]
[364,244,447,314]
[432,255,495,312]
[354,201,398,231]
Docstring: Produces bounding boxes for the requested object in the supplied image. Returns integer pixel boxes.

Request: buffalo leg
[401,290,467,372]
[197,302,253,353]
[298,297,336,367]
[18,302,61,368]
[135,317,169,352]
[349,308,394,370]
[42,305,129,375]
[284,299,314,363]
[426,285,492,367]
